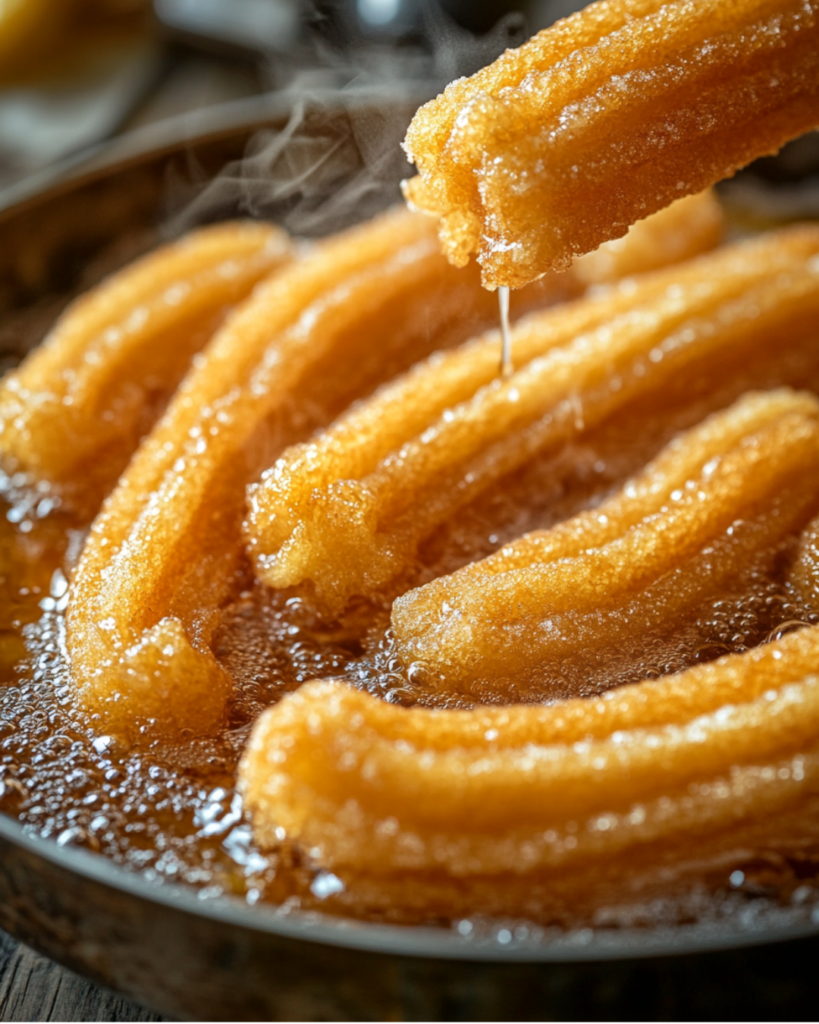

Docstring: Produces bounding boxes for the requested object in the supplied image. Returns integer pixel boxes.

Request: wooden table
[3,921,819,1020]
[0,931,166,1023]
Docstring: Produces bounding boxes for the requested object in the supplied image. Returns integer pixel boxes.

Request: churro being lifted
[0,222,292,508]
[244,226,819,616]
[404,0,819,288]
[392,390,819,698]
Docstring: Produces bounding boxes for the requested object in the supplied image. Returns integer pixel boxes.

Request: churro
[241,395,819,879]
[403,0,819,288]
[66,208,543,739]
[391,390,819,697]
[570,189,722,286]
[244,227,819,615]
[239,622,819,876]
[0,222,292,508]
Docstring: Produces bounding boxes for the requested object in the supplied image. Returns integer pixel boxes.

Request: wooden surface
[0,931,167,1023]
[3,922,819,1021]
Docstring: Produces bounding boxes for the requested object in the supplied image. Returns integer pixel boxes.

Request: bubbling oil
[3,407,819,933]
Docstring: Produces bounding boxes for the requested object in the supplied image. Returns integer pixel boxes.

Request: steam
[165,5,527,240]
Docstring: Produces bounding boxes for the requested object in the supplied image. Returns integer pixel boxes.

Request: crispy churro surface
[3,187,819,939]
[403,0,819,288]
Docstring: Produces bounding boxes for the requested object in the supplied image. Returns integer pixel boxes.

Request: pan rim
[3,808,819,962]
[0,86,430,220]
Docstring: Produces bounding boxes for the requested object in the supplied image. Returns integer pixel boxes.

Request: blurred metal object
[155,0,533,55]
[358,0,403,27]
[153,0,303,56]
[308,0,423,47]
[439,0,530,33]
[311,0,527,44]
[340,0,577,37]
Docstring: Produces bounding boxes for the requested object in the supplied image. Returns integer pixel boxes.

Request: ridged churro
[392,391,819,697]
[240,396,819,882]
[245,226,819,616]
[240,623,819,877]
[403,0,819,288]
[66,208,545,739]
[305,794,819,924]
[0,222,292,508]
[566,189,722,287]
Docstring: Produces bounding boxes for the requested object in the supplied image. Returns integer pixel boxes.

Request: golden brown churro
[403,0,819,287]
[239,624,819,877]
[65,208,547,739]
[240,395,819,881]
[0,222,292,506]
[566,189,722,287]
[391,391,819,696]
[244,227,819,615]
[241,399,819,880]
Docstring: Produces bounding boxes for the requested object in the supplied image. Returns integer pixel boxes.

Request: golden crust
[392,390,819,693]
[242,388,819,874]
[239,634,819,875]
[0,222,292,509]
[238,223,819,889]
[244,226,819,615]
[403,0,819,287]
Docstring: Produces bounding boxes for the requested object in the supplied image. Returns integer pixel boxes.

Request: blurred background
[2,0,818,219]
[0,0,588,204]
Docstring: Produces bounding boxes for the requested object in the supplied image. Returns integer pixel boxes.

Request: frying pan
[1,93,818,1021]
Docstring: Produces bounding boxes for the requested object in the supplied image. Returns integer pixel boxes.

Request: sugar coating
[392,390,819,690]
[403,0,819,287]
[245,226,819,615]
[240,393,819,884]
[4,202,819,925]
[240,395,819,881]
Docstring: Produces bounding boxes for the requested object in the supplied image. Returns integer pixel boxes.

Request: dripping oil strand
[498,286,512,378]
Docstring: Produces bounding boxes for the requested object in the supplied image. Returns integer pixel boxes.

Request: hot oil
[3,385,819,932]
[7,298,819,930]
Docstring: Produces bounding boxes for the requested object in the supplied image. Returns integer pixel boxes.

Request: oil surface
[7,229,819,931]
[3,387,819,934]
